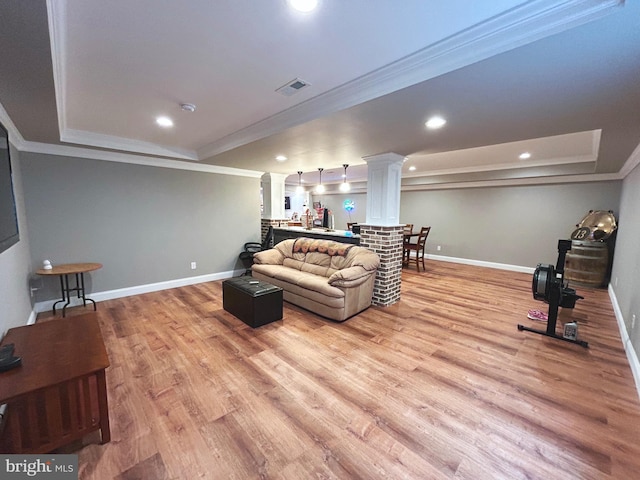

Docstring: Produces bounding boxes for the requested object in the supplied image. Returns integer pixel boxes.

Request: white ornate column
[261,173,288,246]
[360,153,405,306]
[365,152,403,225]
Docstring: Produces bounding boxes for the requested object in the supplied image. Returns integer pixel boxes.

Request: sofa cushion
[328,265,374,287]
[252,271,346,309]
[253,248,284,265]
[251,264,344,298]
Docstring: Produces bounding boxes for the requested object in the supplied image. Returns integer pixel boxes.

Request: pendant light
[315,168,325,194]
[295,171,304,194]
[339,164,351,192]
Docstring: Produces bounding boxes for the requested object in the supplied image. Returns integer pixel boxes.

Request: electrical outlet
[632,314,637,330]
[436,245,442,251]
[190,262,197,270]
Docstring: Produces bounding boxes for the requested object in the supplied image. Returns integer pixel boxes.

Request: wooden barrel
[564,240,609,287]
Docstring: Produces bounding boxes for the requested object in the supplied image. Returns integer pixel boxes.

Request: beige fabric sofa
[251,237,379,322]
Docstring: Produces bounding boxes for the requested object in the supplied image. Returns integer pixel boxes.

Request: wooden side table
[0,313,111,453]
[36,262,102,317]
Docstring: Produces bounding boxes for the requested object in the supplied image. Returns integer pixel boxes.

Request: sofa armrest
[252,248,285,265]
[328,266,375,287]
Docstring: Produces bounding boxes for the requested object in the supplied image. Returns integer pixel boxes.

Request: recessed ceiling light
[409,166,416,171]
[275,155,287,162]
[519,152,532,160]
[287,0,319,13]
[180,103,196,112]
[156,116,173,127]
[425,116,446,129]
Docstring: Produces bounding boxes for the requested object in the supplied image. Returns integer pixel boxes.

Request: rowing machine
[518,239,588,348]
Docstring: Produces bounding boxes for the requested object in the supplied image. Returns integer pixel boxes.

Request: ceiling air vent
[276,78,311,97]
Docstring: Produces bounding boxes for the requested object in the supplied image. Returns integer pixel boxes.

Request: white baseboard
[34,269,245,314]
[608,285,640,401]
[27,310,37,325]
[425,253,536,274]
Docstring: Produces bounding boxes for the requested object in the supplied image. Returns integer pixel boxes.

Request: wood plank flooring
[37,261,640,479]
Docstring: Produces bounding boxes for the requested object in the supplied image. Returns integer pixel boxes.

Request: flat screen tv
[0,120,19,254]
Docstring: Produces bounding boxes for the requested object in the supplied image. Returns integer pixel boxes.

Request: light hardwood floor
[38,261,640,479]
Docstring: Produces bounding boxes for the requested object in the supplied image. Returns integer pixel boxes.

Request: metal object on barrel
[566,210,617,288]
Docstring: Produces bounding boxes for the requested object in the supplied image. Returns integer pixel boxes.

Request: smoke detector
[276,78,311,97]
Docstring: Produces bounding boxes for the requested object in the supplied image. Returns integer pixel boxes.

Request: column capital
[261,172,289,184]
[363,152,406,166]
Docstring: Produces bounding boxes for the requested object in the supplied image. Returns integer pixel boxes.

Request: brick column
[360,152,405,306]
[359,224,404,306]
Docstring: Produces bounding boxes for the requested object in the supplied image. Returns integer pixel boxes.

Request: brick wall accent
[260,219,288,248]
[358,224,404,306]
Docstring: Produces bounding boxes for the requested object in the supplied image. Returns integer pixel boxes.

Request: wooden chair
[347,222,356,231]
[403,226,431,272]
[403,224,413,235]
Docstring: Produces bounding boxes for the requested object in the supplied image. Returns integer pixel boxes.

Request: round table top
[36,262,103,276]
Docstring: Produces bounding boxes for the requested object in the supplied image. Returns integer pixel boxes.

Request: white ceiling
[2,0,640,186]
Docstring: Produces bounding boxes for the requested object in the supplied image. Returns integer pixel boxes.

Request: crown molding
[20,141,263,178]
[0,101,26,150]
[61,129,199,160]
[197,0,623,160]
[619,139,640,178]
[46,0,67,140]
[314,172,622,195]
[400,172,622,192]
[2,97,260,178]
[403,155,597,179]
[45,0,622,161]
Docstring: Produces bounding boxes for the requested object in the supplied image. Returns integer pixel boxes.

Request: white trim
[27,310,37,326]
[315,172,622,194]
[0,102,26,149]
[608,285,640,401]
[34,269,246,314]
[401,173,622,191]
[405,130,601,178]
[197,0,622,160]
[619,140,640,178]
[403,155,596,179]
[61,129,199,161]
[20,141,264,178]
[46,0,67,140]
[425,253,536,274]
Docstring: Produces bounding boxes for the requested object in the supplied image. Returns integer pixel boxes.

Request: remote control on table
[0,343,22,372]
[0,356,22,372]
[0,343,15,363]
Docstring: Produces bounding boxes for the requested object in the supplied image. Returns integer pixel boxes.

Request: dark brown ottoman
[222,276,283,327]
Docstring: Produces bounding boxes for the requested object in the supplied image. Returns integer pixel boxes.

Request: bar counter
[273,226,360,245]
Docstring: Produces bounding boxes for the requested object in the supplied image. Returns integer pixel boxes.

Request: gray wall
[20,152,261,302]
[317,181,621,269]
[400,182,621,268]
[611,163,640,363]
[0,145,34,336]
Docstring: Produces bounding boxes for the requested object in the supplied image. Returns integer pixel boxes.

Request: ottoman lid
[225,276,282,297]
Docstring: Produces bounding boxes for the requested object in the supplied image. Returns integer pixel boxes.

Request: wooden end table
[0,313,111,453]
[36,262,102,317]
